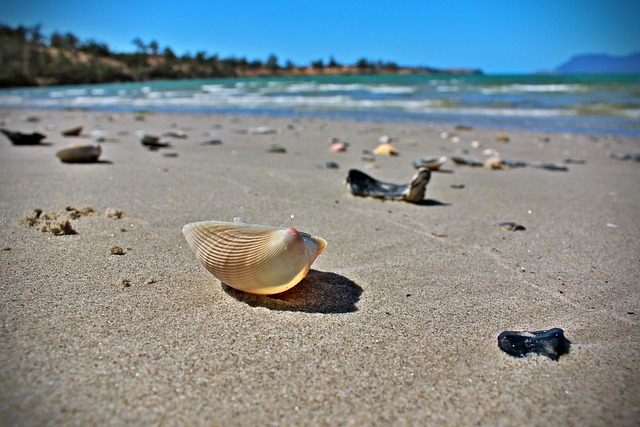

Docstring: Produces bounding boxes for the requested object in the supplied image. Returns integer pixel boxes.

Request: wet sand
[1,108,638,426]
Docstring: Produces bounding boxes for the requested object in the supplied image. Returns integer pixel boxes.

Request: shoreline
[3,104,640,139]
[1,107,638,425]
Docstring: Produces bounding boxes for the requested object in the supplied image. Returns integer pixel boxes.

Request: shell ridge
[182,220,327,294]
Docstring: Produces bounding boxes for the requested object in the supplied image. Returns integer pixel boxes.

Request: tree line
[0,23,409,88]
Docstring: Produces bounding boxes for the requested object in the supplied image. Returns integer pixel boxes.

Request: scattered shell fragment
[531,162,568,172]
[329,141,348,152]
[345,168,431,203]
[317,161,339,169]
[138,132,169,149]
[484,156,508,170]
[249,126,278,135]
[412,156,447,170]
[163,130,188,139]
[0,128,46,145]
[91,129,106,142]
[501,159,528,168]
[498,222,526,231]
[56,144,101,163]
[498,328,570,361]
[609,152,640,162]
[373,142,398,156]
[105,208,125,219]
[199,138,222,146]
[266,144,287,153]
[562,157,585,165]
[495,133,510,143]
[61,126,83,136]
[451,155,483,167]
[182,220,327,295]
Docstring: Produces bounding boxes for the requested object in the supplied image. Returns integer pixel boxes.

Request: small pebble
[105,208,125,219]
[317,161,339,169]
[110,246,125,255]
[498,222,526,231]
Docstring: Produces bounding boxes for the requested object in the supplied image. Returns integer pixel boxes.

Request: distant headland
[555,51,640,74]
[0,23,481,88]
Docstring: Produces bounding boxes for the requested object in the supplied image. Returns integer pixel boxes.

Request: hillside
[0,24,481,88]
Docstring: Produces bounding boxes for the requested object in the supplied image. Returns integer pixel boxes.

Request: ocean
[1,73,639,136]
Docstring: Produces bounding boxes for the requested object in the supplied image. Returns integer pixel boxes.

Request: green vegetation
[0,23,477,88]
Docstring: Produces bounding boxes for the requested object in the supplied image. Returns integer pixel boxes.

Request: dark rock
[1,128,46,145]
[498,328,571,360]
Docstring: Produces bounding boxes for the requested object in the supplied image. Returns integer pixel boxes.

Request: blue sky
[3,0,639,73]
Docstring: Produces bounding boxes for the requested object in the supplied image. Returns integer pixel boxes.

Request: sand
[0,107,638,426]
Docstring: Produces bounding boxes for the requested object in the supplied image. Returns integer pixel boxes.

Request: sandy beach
[0,107,638,426]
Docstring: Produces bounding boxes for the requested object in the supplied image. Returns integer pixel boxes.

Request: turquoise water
[1,73,639,136]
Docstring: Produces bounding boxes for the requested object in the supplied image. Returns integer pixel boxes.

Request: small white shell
[182,221,327,295]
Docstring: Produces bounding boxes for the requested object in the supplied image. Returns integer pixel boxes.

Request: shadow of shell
[222,270,362,314]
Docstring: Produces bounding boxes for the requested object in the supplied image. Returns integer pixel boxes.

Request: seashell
[248,126,278,135]
[501,159,528,168]
[329,142,348,152]
[55,144,101,163]
[345,168,431,203]
[61,126,83,137]
[495,133,510,143]
[484,156,507,170]
[182,221,327,295]
[91,129,106,142]
[498,222,526,231]
[373,142,398,156]
[162,130,188,139]
[412,156,447,170]
[378,135,392,144]
[530,162,568,172]
[266,144,287,153]
[317,161,339,169]
[451,154,483,167]
[0,128,46,145]
[199,138,223,146]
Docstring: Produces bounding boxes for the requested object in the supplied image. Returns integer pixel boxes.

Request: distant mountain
[556,52,640,73]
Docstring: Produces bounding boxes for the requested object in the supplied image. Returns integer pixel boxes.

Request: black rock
[1,128,46,145]
[498,328,571,361]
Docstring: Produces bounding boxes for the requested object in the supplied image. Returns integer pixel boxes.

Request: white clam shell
[182,221,327,295]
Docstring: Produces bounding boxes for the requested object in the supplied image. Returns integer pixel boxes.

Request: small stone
[498,222,526,231]
[50,220,76,235]
[266,144,286,153]
[110,246,125,255]
[317,161,339,169]
[119,277,131,287]
[495,133,510,143]
[105,208,125,219]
